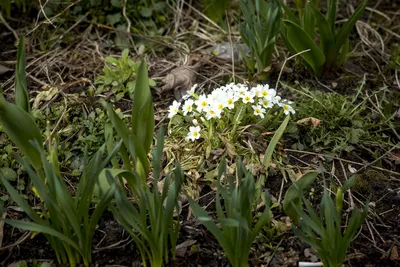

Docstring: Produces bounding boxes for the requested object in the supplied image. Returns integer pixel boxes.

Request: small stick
[284,149,400,177]
[122,0,131,33]
[226,11,235,83]
[0,11,18,41]
[338,159,355,209]
[275,49,310,91]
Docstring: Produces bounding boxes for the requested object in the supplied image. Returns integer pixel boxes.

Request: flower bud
[336,187,344,214]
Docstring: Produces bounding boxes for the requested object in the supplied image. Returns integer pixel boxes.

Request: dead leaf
[262,65,271,73]
[33,86,60,109]
[0,212,6,247]
[304,248,319,262]
[175,239,197,257]
[0,64,12,75]
[348,164,357,173]
[296,117,321,128]
[390,246,400,261]
[161,63,200,100]
[390,153,400,164]
[295,170,303,181]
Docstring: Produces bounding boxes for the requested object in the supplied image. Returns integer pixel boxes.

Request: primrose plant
[278,0,368,76]
[189,158,273,267]
[283,173,368,267]
[167,83,295,158]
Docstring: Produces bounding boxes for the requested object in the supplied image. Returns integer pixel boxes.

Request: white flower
[235,84,248,96]
[279,103,295,115]
[186,126,201,141]
[242,91,255,104]
[224,95,235,109]
[261,86,276,99]
[168,100,181,118]
[259,98,273,109]
[273,95,281,104]
[192,119,199,125]
[182,84,198,100]
[252,105,266,118]
[182,99,194,115]
[251,85,263,98]
[195,94,209,112]
[204,106,222,120]
[215,101,225,112]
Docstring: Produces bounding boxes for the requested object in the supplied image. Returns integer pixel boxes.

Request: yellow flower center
[193,132,198,137]
[210,110,215,115]
[218,104,223,110]
[284,105,289,110]
[228,99,233,104]
[187,106,192,110]
[201,101,207,107]
[262,91,268,96]
[245,96,250,101]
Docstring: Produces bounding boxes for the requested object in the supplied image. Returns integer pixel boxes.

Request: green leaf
[131,61,154,156]
[2,219,82,254]
[219,218,240,227]
[277,0,300,24]
[140,7,153,18]
[283,20,325,76]
[0,176,44,223]
[110,0,120,8]
[263,115,290,170]
[106,13,122,26]
[15,36,29,113]
[337,36,350,67]
[0,167,17,181]
[335,0,368,52]
[310,5,336,68]
[303,2,316,40]
[327,0,337,32]
[96,168,134,197]
[342,176,356,191]
[283,172,318,224]
[0,96,43,170]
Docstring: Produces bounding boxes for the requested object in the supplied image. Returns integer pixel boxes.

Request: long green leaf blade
[335,0,368,52]
[0,95,43,170]
[263,115,290,169]
[131,61,154,155]
[283,20,325,76]
[15,36,29,113]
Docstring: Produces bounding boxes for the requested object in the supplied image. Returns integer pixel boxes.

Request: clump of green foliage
[283,173,368,267]
[0,0,29,16]
[239,0,281,80]
[189,158,273,267]
[108,129,184,267]
[278,0,368,76]
[0,85,119,267]
[202,0,233,23]
[95,49,156,100]
[99,61,184,267]
[290,82,399,154]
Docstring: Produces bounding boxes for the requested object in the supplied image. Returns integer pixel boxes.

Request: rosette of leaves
[95,49,156,100]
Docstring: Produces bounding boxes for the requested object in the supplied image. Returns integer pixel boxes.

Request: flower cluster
[168,83,295,141]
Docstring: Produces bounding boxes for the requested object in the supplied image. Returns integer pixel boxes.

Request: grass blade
[15,36,29,113]
[335,0,368,52]
[263,115,290,170]
[0,95,43,170]
[283,20,325,76]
